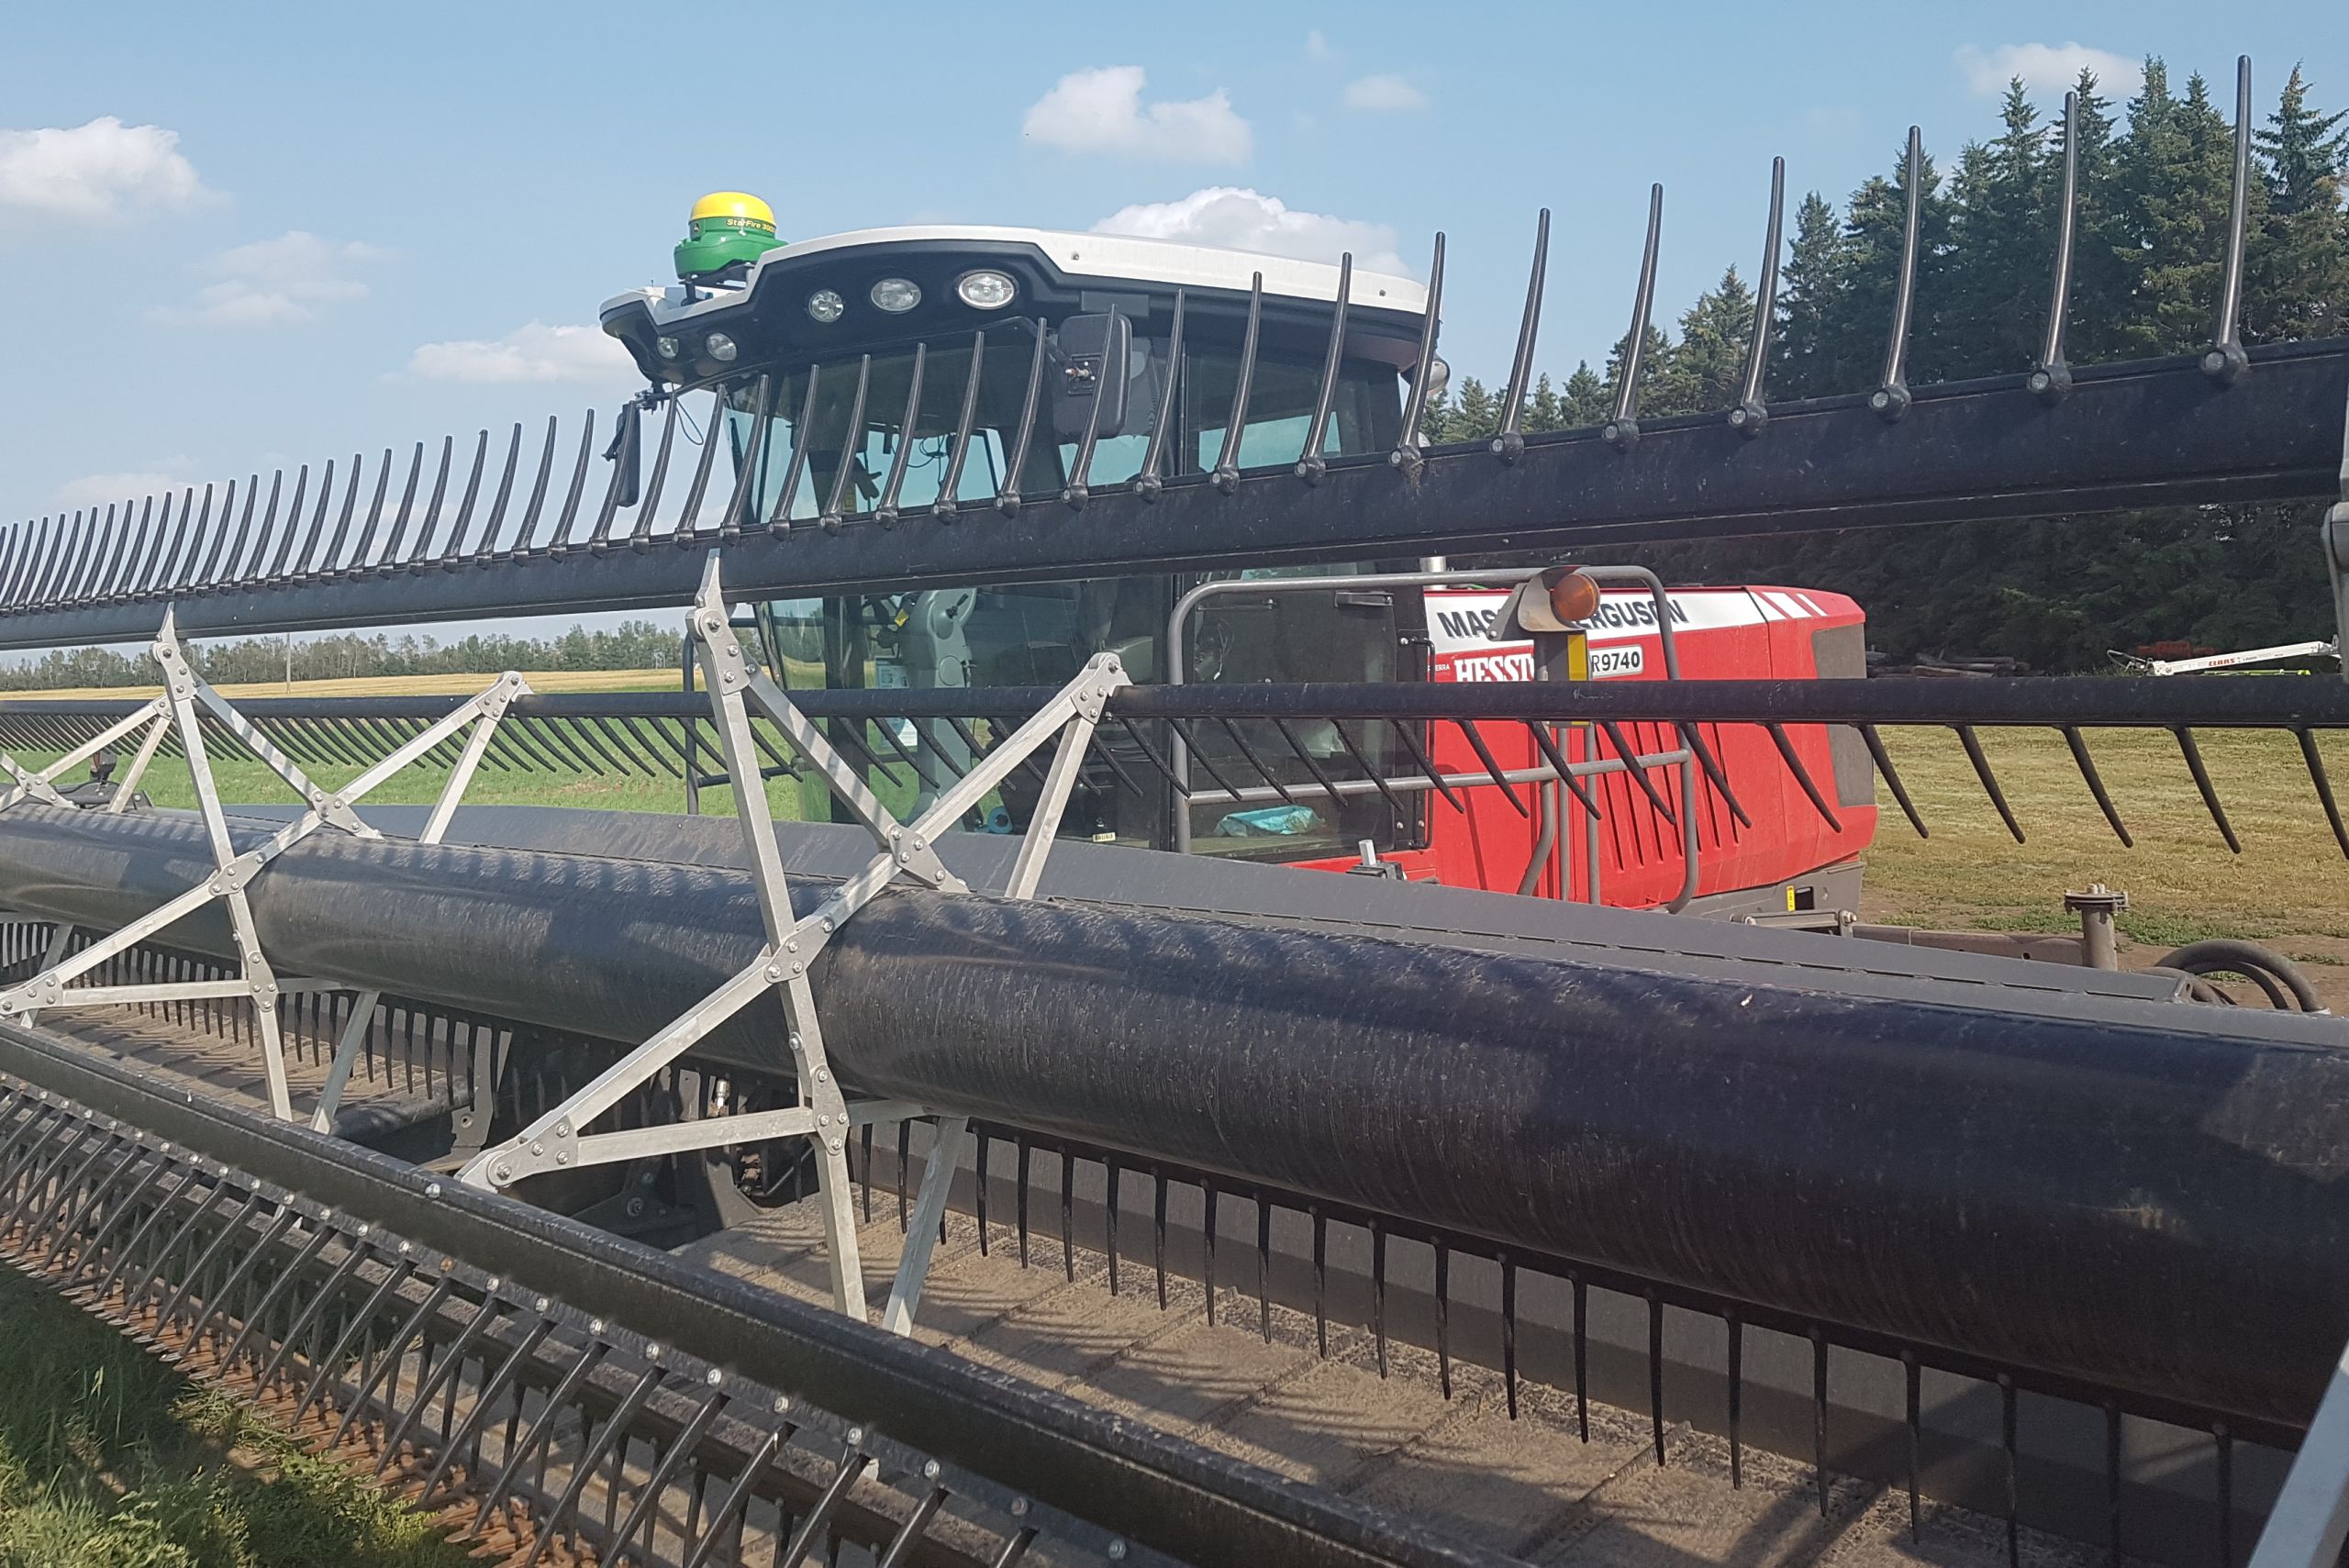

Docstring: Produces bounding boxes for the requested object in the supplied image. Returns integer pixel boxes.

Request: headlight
[955,270,1016,309]
[806,288,845,323]
[656,336,681,359]
[706,331,739,362]
[870,277,921,314]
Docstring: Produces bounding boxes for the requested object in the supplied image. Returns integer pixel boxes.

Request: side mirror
[1052,313,1131,440]
[606,398,644,508]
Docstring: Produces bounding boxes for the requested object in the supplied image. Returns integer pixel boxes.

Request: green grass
[0,1267,466,1568]
[1865,727,2349,951]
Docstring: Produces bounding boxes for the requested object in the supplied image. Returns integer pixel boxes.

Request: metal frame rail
[0,1020,1507,1568]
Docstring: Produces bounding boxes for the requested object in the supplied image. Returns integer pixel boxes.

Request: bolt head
[425,1182,443,1198]
[555,1151,570,1165]
[705,1367,723,1386]
[492,1163,513,1183]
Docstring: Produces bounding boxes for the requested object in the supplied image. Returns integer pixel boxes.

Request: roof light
[656,336,681,360]
[706,331,739,362]
[870,277,921,314]
[956,270,1016,310]
[807,289,845,324]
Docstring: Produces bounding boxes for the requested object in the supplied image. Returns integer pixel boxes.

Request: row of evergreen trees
[0,620,683,692]
[1423,60,2347,669]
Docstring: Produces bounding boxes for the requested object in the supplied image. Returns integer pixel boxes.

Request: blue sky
[0,0,2338,619]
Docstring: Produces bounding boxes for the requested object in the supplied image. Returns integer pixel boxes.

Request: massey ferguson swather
[4,62,2349,1568]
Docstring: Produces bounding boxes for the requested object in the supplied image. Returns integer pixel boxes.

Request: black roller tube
[0,804,2343,1432]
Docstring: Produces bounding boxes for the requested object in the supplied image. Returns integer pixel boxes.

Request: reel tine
[1495,213,1550,462]
[194,477,242,591]
[395,434,451,569]
[821,354,873,531]
[1859,723,1930,838]
[171,482,219,593]
[1389,717,1466,813]
[1954,725,2026,842]
[718,374,773,539]
[235,471,282,584]
[102,495,155,601]
[472,422,525,563]
[17,515,59,606]
[539,408,596,555]
[1111,713,1189,798]
[1297,255,1353,484]
[1766,721,1843,831]
[2172,727,2241,853]
[430,429,489,567]
[1603,187,1664,450]
[1873,127,1924,422]
[1273,717,1349,817]
[2032,93,2081,404]
[1527,720,1606,819]
[1731,159,1787,436]
[999,327,1047,516]
[1065,316,1114,505]
[934,329,987,518]
[266,462,313,579]
[63,504,116,604]
[1331,717,1408,819]
[581,402,637,552]
[1211,273,1265,493]
[1137,295,1183,501]
[1601,718,1677,825]
[302,458,353,578]
[0,518,35,607]
[2299,728,2349,859]
[626,395,683,549]
[2204,56,2253,384]
[670,386,730,544]
[356,441,421,573]
[1215,717,1297,806]
[1160,717,1240,802]
[1394,234,1446,466]
[879,346,929,524]
[322,450,386,577]
[1458,718,1531,818]
[1682,722,1754,828]
[152,485,200,596]
[2062,726,2133,847]
[769,364,822,532]
[32,509,83,606]
[130,490,175,595]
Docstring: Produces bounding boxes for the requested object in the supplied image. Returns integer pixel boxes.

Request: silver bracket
[2251,1334,2349,1568]
[458,554,1128,1329]
[0,606,528,1123]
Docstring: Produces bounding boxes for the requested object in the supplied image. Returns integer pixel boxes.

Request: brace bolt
[492,1163,513,1183]
[1011,1499,1030,1518]
[766,963,783,982]
[426,1182,443,1198]
[847,1426,865,1445]
[814,1067,829,1084]
[646,1342,662,1360]
[535,1296,549,1312]
[398,1240,413,1253]
[529,1140,544,1156]
[785,939,798,954]
[828,1139,842,1153]
[923,1460,941,1481]
[818,1113,831,1128]
[440,1258,453,1273]
[1108,1543,1128,1561]
[591,1318,605,1333]
[487,1277,499,1289]
[705,1367,723,1386]
[554,1121,572,1137]
[555,1151,570,1165]
[773,1395,790,1414]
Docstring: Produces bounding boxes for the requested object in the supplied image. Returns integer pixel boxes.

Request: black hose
[2156,940,2329,1013]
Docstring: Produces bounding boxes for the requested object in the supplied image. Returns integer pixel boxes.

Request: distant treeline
[1425,60,2347,670]
[0,620,682,692]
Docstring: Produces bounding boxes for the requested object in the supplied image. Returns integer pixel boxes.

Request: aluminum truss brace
[2325,377,2349,684]
[458,554,1128,1330]
[0,606,528,1121]
[2251,1333,2349,1568]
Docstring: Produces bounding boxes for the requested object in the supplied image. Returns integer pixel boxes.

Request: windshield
[723,332,1400,525]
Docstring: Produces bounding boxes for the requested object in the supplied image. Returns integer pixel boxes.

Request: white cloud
[1304,29,1332,63]
[0,117,215,229]
[407,321,636,384]
[1954,42,2141,99]
[1343,74,1426,112]
[53,468,189,508]
[153,230,387,327]
[1021,66,1252,164]
[1093,187,1408,275]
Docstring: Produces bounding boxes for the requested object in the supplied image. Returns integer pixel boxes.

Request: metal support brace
[458,554,1127,1330]
[2251,1334,2349,1568]
[0,606,528,1121]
